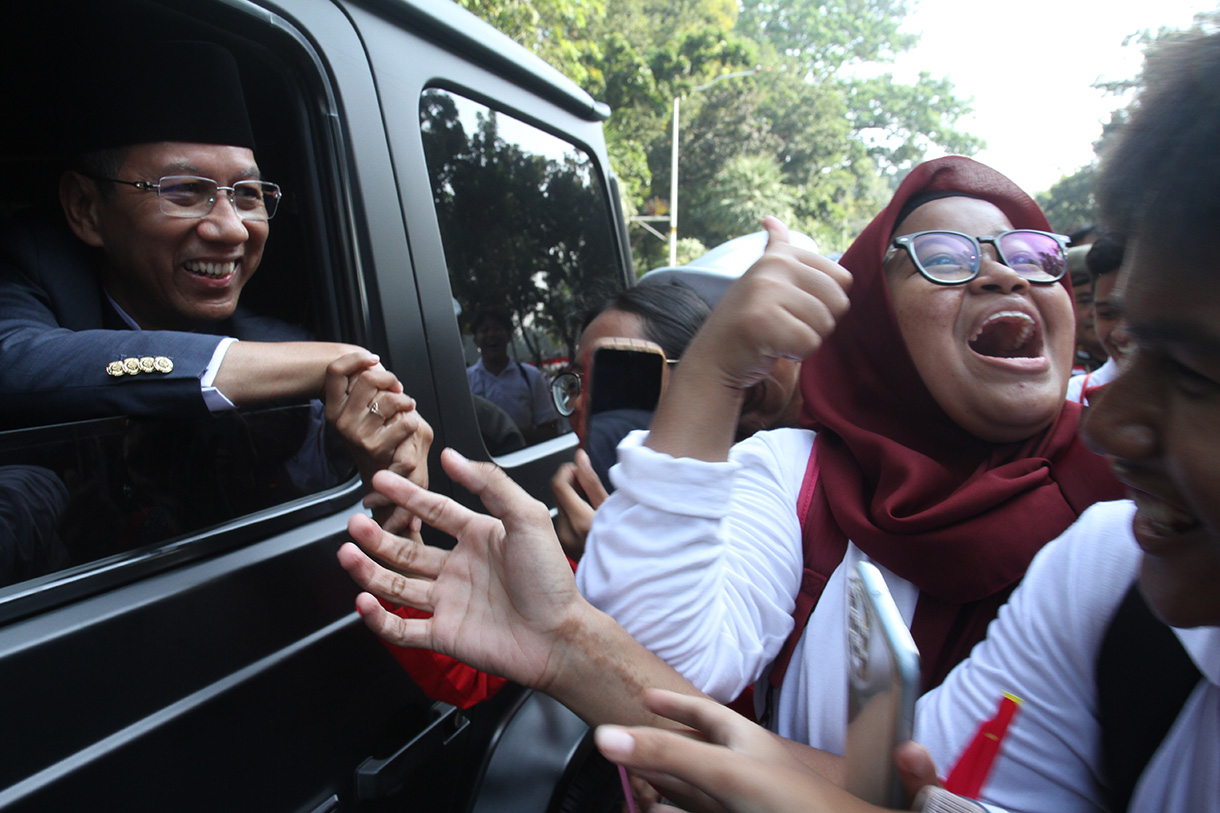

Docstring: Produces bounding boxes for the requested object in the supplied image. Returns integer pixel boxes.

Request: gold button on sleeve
[153,356,174,374]
[106,361,126,377]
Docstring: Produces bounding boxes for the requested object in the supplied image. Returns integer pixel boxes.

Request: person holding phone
[336,148,1134,813]
[550,281,709,558]
[591,36,1220,811]
[574,34,1220,813]
[335,32,1219,813]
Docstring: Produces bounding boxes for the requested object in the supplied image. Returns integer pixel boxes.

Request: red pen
[943,692,1023,798]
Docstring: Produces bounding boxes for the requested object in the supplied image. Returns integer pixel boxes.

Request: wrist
[534,598,603,698]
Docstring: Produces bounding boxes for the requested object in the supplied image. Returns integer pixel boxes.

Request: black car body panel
[0,0,630,808]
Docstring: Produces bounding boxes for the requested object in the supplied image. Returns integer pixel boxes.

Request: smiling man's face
[1083,237,1220,628]
[84,141,269,330]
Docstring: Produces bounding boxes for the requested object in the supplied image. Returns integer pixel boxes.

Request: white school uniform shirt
[915,500,1220,813]
[579,428,920,754]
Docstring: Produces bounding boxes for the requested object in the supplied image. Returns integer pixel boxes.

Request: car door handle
[355,701,472,800]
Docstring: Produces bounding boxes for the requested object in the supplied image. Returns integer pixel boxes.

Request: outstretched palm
[338,448,587,692]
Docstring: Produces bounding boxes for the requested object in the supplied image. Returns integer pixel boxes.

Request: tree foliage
[459,0,983,267]
[421,90,620,362]
[1036,9,1220,232]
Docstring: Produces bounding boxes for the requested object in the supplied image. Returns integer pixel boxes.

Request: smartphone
[587,338,668,416]
[845,560,921,808]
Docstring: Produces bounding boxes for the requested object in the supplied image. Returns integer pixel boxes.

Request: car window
[0,17,359,607]
[420,88,623,454]
[0,407,354,593]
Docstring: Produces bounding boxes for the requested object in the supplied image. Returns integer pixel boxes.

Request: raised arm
[646,216,851,463]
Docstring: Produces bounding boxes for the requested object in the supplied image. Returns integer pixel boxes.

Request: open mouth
[969,311,1040,359]
[1132,491,1200,537]
[184,260,237,279]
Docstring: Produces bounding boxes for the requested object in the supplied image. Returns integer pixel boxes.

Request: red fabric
[379,602,508,709]
[768,441,847,687]
[377,556,579,709]
[797,157,1123,689]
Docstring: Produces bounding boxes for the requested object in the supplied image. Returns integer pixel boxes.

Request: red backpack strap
[768,438,850,689]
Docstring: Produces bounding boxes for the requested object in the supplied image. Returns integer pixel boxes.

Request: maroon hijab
[799,157,1123,688]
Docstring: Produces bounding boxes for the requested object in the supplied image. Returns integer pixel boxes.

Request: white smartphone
[845,560,921,807]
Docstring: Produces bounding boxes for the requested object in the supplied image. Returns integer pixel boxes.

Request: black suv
[0,0,632,808]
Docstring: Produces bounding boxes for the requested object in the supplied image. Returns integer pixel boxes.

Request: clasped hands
[325,351,433,535]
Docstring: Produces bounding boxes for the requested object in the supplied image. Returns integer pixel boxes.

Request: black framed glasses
[100,175,282,221]
[890,230,1069,285]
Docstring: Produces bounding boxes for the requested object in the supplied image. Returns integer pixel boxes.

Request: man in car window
[0,42,428,507]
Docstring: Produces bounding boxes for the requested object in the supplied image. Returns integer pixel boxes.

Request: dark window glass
[0,408,354,592]
[420,88,623,452]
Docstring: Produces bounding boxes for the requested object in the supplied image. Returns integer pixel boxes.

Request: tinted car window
[420,88,622,454]
[0,8,358,603]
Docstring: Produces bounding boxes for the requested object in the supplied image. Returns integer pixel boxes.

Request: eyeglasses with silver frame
[98,175,282,221]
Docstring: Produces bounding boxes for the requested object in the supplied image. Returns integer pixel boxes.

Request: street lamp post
[668,66,763,266]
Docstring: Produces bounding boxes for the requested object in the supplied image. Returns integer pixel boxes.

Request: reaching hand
[550,448,609,559]
[337,448,589,692]
[595,690,883,813]
[324,351,433,534]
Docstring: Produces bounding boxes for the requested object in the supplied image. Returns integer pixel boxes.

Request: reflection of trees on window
[421,89,621,364]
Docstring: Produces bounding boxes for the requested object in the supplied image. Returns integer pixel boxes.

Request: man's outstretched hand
[337,448,588,693]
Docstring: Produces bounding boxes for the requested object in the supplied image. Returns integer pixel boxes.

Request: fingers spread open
[353,591,431,649]
[338,539,434,611]
[441,448,552,532]
[347,512,446,577]
[370,466,488,541]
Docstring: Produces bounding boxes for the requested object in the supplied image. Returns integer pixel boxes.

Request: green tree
[420,90,618,362]
[1037,166,1097,235]
[458,0,983,266]
[1037,8,1219,232]
[692,153,797,244]
[736,0,915,76]
[455,0,606,85]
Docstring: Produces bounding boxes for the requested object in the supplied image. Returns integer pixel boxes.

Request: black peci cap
[70,41,255,153]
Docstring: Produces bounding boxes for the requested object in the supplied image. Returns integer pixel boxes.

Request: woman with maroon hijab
[577,156,1122,750]
[337,156,1121,766]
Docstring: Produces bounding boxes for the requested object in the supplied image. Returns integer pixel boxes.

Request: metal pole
[669,95,679,266]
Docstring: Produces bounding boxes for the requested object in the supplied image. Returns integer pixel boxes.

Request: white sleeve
[578,427,812,701]
[914,501,1140,813]
[200,336,238,411]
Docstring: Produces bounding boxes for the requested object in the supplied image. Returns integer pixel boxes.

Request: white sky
[888,0,1217,195]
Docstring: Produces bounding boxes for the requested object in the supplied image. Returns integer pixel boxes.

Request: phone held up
[846,560,921,808]
[587,337,670,417]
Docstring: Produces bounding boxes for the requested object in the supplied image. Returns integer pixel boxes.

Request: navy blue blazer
[0,217,306,428]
